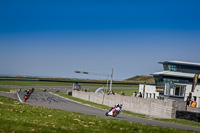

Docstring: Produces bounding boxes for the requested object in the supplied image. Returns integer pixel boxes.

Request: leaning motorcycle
[24,95,28,102]
[105,107,121,117]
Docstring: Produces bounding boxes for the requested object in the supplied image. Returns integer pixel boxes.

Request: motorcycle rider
[110,102,123,113]
[24,93,29,102]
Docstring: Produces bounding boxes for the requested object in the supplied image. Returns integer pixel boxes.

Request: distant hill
[124,75,155,84]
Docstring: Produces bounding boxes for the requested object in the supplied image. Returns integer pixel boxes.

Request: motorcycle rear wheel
[105,112,109,116]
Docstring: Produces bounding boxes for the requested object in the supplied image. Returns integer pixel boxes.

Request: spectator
[112,91,115,95]
[192,100,197,107]
[134,91,137,97]
[85,89,87,92]
[186,96,190,106]
[189,98,193,106]
[121,91,125,96]
[107,91,115,95]
[139,92,142,98]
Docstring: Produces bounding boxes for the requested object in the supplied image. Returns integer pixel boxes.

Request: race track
[1,91,200,132]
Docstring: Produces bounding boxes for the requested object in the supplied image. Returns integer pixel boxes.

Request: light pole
[109,68,113,92]
[74,69,113,92]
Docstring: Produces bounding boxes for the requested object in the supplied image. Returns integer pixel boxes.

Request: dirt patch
[10,90,16,93]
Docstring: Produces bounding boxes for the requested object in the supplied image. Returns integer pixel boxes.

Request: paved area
[1,91,200,132]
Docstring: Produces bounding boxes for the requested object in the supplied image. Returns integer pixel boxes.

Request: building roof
[158,61,200,67]
[151,71,200,79]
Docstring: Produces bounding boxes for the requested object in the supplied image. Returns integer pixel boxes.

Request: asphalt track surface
[1,91,200,132]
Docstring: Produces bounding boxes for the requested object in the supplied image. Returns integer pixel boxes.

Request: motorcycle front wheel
[113,111,119,117]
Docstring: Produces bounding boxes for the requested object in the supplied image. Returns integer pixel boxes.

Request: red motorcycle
[24,95,28,102]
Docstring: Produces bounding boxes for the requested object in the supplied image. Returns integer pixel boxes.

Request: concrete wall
[72,90,186,118]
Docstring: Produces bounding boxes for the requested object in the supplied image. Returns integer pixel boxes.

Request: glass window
[163,64,169,71]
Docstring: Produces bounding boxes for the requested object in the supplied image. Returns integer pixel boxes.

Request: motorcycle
[105,107,121,117]
[24,95,28,102]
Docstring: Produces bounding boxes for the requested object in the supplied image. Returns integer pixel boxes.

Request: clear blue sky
[1,0,200,80]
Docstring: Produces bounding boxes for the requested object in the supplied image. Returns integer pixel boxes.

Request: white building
[139,61,200,108]
[139,84,159,99]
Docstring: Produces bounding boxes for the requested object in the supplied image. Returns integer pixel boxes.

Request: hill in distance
[124,75,155,84]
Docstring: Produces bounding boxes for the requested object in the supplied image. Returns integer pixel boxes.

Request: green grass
[0,80,74,86]
[86,88,138,96]
[0,96,196,133]
[55,92,200,128]
[0,87,14,92]
[0,76,151,84]
[112,89,138,96]
[0,80,137,88]
[154,118,200,129]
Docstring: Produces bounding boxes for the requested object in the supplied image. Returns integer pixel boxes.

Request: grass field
[0,87,14,92]
[0,80,138,96]
[0,80,74,86]
[0,96,197,133]
[0,76,153,84]
[0,80,136,87]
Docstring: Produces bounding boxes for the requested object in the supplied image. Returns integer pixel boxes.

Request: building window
[166,84,185,97]
[167,64,181,72]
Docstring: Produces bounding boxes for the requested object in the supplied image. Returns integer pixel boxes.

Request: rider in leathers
[110,102,123,113]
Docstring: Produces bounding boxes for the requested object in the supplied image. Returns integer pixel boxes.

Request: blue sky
[0,0,200,80]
